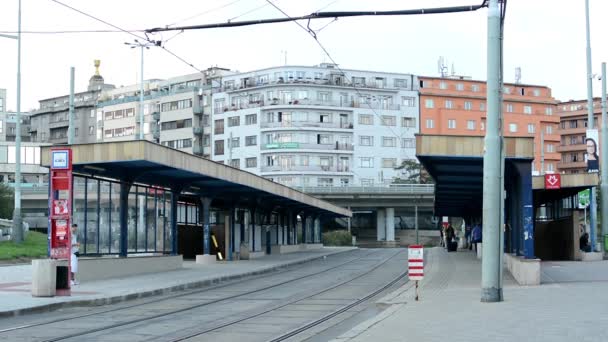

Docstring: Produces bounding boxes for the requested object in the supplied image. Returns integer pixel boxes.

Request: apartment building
[419,76,560,174]
[557,98,603,174]
[0,88,31,142]
[209,63,419,187]
[29,61,115,144]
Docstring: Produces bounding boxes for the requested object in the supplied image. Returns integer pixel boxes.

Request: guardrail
[296,184,435,194]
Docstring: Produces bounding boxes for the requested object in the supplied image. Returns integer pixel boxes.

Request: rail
[296,184,435,194]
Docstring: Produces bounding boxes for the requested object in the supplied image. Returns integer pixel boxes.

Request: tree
[393,159,433,184]
[0,183,14,219]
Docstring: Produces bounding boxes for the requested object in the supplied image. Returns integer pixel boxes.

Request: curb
[0,247,357,318]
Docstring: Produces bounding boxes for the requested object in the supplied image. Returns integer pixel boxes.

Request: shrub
[322,230,352,246]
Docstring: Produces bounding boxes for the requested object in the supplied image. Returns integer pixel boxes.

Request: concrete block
[195,254,217,264]
[581,252,603,261]
[504,253,540,286]
[31,259,57,297]
[79,255,183,282]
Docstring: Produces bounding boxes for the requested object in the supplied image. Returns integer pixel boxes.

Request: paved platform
[0,247,355,317]
[334,248,608,342]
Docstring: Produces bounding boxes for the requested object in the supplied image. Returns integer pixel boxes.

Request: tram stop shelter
[41,141,351,281]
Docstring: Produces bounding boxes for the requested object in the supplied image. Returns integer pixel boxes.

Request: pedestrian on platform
[471,223,482,252]
[71,224,80,286]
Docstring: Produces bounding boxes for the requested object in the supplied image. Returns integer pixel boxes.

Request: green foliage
[0,231,48,260]
[0,183,14,219]
[393,159,433,184]
[322,230,352,246]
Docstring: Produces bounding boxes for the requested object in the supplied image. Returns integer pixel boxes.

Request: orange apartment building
[557,98,603,174]
[418,76,560,174]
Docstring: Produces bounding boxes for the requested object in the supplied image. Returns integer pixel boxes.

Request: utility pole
[124,40,152,140]
[12,0,23,243]
[481,0,503,303]
[585,0,598,251]
[601,62,607,253]
[68,67,75,144]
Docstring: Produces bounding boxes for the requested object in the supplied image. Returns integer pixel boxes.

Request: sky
[1,0,607,111]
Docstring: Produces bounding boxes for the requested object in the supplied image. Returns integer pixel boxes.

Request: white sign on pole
[408,245,424,281]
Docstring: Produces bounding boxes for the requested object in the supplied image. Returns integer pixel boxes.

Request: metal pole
[415,205,419,244]
[481,0,503,303]
[601,62,607,253]
[12,0,23,243]
[68,67,75,144]
[585,0,598,251]
[139,45,145,140]
[540,128,544,174]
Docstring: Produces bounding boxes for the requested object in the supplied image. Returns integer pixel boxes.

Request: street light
[0,0,24,243]
[124,39,153,140]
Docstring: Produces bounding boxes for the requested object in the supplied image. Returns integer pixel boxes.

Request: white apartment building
[210,63,419,187]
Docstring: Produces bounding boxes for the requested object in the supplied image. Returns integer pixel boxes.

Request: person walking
[71,224,80,286]
[471,223,482,253]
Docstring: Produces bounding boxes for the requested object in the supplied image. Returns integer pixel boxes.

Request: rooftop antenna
[437,56,448,77]
[451,62,456,76]
[515,67,522,84]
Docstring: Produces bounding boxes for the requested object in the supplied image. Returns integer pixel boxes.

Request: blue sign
[51,150,69,169]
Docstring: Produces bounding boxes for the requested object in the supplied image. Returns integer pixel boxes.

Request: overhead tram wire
[48,0,205,74]
[165,0,245,28]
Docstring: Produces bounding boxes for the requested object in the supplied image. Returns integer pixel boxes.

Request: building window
[546,144,555,153]
[402,117,416,128]
[509,123,518,132]
[506,104,513,113]
[228,159,240,168]
[401,138,415,148]
[214,119,224,134]
[245,157,257,168]
[228,116,240,127]
[203,134,210,146]
[214,140,224,155]
[160,119,193,131]
[439,81,447,89]
[382,158,397,168]
[228,137,240,148]
[448,119,456,129]
[300,155,309,166]
[381,116,396,126]
[545,107,553,115]
[533,89,541,96]
[382,137,396,147]
[161,99,193,112]
[445,100,454,109]
[547,163,554,172]
[472,84,480,92]
[456,83,464,91]
[480,102,486,111]
[401,96,415,107]
[426,119,434,129]
[481,121,485,131]
[546,125,553,134]
[504,87,511,94]
[464,101,472,110]
[245,114,257,125]
[318,178,334,187]
[359,136,373,146]
[524,105,532,114]
[243,135,256,146]
[528,124,535,133]
[394,79,408,88]
[467,120,476,130]
[425,99,434,108]
[360,157,374,168]
[359,114,373,125]
[361,178,374,186]
[88,125,94,135]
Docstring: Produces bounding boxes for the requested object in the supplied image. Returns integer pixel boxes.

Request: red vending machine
[49,148,72,296]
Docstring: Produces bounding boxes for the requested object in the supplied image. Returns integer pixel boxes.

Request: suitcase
[448,241,458,252]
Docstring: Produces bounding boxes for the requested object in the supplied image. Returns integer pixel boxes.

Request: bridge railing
[296,184,435,194]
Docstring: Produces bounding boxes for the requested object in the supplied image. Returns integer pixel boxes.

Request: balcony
[261,142,354,151]
[152,111,160,121]
[556,143,585,153]
[192,126,203,135]
[557,161,587,169]
[558,127,586,135]
[192,144,203,155]
[48,120,69,129]
[260,121,354,129]
[152,125,160,139]
[260,165,352,173]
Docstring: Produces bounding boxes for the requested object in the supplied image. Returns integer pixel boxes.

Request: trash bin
[31,259,57,297]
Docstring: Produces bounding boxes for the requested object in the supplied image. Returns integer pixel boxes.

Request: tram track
[0,249,380,341]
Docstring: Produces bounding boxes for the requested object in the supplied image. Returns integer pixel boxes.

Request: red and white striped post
[408,245,424,301]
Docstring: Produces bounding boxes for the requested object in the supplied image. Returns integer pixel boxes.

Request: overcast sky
[1,0,607,111]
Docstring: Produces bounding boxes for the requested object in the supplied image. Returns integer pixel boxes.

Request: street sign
[579,189,590,208]
[408,245,424,280]
[544,173,561,190]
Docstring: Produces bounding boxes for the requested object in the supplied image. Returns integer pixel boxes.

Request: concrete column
[250,208,256,252]
[376,209,386,241]
[229,207,235,261]
[170,190,179,256]
[239,209,245,243]
[302,214,308,244]
[119,182,131,257]
[314,217,321,243]
[385,207,395,242]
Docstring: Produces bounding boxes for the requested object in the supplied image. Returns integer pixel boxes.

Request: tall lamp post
[0,0,24,243]
[124,40,153,140]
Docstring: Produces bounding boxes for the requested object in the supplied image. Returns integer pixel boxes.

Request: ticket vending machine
[49,148,72,296]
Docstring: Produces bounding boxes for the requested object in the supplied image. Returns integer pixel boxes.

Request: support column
[385,207,395,242]
[229,206,235,261]
[276,213,280,245]
[250,208,256,252]
[518,162,535,259]
[196,197,215,264]
[302,214,308,244]
[119,182,131,257]
[314,216,321,244]
[376,209,386,241]
[170,190,179,256]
